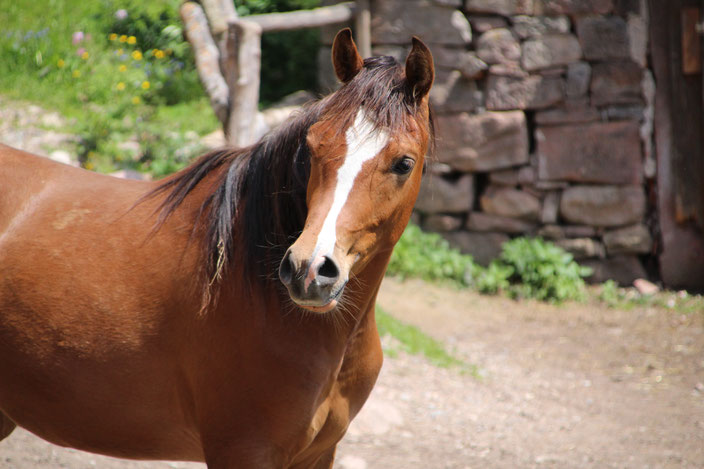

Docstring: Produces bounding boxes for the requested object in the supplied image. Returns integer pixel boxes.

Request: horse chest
[294,333,383,465]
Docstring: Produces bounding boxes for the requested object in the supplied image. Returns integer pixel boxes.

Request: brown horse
[0,29,434,468]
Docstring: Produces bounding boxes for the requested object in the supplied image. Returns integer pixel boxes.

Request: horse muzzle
[278,249,347,313]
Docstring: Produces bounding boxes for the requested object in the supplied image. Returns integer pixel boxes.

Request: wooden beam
[242,2,355,33]
[180,2,229,125]
[225,20,262,147]
[354,0,371,58]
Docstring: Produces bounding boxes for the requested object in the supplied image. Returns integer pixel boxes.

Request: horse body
[0,145,384,465]
[0,30,434,468]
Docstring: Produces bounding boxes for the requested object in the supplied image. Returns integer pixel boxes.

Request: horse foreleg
[0,412,16,441]
[311,445,336,469]
[289,445,337,469]
[203,440,286,469]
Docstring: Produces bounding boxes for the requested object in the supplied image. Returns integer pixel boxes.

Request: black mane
[147,55,432,300]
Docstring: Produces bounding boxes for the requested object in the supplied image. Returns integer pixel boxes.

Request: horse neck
[212,247,390,358]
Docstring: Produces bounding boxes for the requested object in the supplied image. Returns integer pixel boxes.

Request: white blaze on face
[312,109,390,259]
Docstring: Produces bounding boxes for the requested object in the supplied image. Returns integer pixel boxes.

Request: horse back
[0,144,200,318]
[0,144,61,234]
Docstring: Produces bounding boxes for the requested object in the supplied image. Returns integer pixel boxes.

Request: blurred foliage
[0,0,214,175]
[237,0,321,106]
[388,224,482,287]
[0,0,321,176]
[497,237,592,303]
[106,0,203,104]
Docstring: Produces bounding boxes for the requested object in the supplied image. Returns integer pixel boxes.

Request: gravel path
[2,278,703,469]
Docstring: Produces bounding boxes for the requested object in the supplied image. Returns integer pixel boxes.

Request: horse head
[279,29,434,313]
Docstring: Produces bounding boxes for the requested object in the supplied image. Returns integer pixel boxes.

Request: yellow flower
[116,82,126,91]
[131,96,141,105]
[109,33,118,41]
[118,64,127,72]
[131,50,142,61]
[154,49,165,59]
[84,161,94,170]
[117,48,123,55]
[81,51,89,60]
[119,35,127,43]
[127,36,136,45]
[72,70,81,78]
[141,81,150,90]
[57,59,65,68]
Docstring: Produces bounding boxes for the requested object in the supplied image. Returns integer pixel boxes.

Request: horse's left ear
[332,28,364,83]
[405,37,434,103]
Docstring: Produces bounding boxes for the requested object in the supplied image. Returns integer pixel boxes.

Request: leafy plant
[598,279,623,307]
[475,261,512,295]
[387,224,481,287]
[495,237,592,302]
[388,225,592,303]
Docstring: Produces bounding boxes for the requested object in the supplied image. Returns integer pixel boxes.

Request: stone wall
[320,0,654,285]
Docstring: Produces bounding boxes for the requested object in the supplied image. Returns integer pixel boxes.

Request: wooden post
[681,7,702,75]
[180,1,230,125]
[218,0,238,23]
[354,0,371,58]
[201,0,228,36]
[225,19,263,147]
[201,0,239,75]
[181,1,359,147]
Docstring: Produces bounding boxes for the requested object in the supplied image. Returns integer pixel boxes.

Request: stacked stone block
[319,0,653,284]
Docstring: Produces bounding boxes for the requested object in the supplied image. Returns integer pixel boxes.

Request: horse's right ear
[332,28,363,83]
[405,37,434,104]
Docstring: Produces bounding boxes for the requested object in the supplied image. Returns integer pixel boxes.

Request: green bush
[497,237,592,302]
[387,224,481,287]
[388,224,592,303]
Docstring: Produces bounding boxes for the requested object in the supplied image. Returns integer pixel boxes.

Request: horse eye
[391,156,415,176]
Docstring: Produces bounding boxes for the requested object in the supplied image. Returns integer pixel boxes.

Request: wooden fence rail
[246,2,355,33]
[181,0,370,147]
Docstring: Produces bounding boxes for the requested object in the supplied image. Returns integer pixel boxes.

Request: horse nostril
[316,256,339,285]
[279,250,294,286]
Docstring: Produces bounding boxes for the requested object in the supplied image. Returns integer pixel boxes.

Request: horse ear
[332,28,364,83]
[405,37,435,103]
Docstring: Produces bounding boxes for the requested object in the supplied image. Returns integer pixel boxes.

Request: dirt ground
[1,277,702,469]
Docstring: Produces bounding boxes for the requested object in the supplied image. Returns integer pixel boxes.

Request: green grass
[376,306,478,376]
[597,280,704,313]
